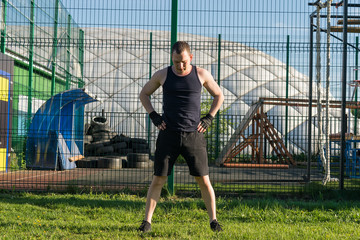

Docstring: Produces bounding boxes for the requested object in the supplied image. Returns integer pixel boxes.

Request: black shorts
[154,129,209,177]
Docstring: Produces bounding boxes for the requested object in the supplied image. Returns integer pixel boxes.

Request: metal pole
[285,35,290,148]
[307,16,314,182]
[66,14,71,90]
[76,29,85,150]
[215,34,221,160]
[27,0,35,130]
[147,32,153,156]
[78,29,84,88]
[51,0,59,96]
[340,0,348,190]
[168,0,178,196]
[1,0,7,53]
[354,37,358,138]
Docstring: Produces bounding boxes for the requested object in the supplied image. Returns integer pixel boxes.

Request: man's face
[171,50,193,75]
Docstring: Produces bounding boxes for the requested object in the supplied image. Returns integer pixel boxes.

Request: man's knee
[195,175,211,187]
[151,176,167,187]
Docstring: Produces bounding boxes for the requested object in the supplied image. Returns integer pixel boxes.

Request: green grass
[0,192,360,239]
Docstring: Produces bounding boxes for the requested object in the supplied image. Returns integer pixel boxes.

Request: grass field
[0,191,359,240]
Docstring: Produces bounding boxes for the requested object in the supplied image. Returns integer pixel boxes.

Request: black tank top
[162,65,202,131]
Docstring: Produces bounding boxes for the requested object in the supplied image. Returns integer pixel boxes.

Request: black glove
[149,111,163,127]
[199,113,214,130]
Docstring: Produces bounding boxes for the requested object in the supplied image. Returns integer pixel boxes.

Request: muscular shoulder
[152,67,168,85]
[196,67,213,85]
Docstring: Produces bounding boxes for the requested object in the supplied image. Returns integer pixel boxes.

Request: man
[138,41,224,232]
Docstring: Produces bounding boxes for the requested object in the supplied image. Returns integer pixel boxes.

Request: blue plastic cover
[26,88,98,170]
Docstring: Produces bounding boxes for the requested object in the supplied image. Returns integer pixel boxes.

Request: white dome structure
[82,28,345,155]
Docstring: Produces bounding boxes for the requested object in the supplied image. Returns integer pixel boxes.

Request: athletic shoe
[210,219,223,232]
[138,220,151,232]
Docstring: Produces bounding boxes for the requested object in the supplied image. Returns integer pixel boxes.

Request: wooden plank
[261,97,360,105]
[259,106,265,164]
[216,101,263,165]
[337,19,360,25]
[69,155,84,162]
[225,134,259,163]
[330,26,360,33]
[223,163,289,169]
[252,114,257,163]
[260,113,296,165]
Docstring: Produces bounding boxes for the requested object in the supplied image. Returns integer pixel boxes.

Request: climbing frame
[217,100,296,169]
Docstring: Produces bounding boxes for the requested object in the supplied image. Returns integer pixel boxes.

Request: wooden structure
[217,97,360,169]
[217,100,295,169]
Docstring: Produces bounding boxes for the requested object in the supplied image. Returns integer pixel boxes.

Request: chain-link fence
[0,0,360,194]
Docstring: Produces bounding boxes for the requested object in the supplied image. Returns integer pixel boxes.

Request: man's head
[171,41,193,75]
[171,41,191,55]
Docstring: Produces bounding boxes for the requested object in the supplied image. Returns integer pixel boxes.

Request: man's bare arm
[139,69,167,130]
[199,68,224,117]
[197,68,224,133]
[139,69,165,113]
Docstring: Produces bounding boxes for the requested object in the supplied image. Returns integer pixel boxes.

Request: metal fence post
[340,0,348,190]
[307,15,314,182]
[66,14,71,90]
[147,32,153,153]
[354,37,358,138]
[215,34,221,159]
[51,0,59,96]
[285,35,290,148]
[27,0,35,130]
[168,0,178,196]
[1,0,7,53]
[78,29,84,88]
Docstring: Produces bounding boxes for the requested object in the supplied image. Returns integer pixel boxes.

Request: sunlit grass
[0,192,359,239]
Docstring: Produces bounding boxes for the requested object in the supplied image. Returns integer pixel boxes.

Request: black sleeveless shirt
[162,65,202,132]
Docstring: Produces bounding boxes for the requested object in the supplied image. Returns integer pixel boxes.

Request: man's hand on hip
[197,113,214,133]
[149,111,166,130]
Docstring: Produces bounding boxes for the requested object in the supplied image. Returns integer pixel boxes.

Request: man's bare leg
[144,176,167,223]
[195,175,216,222]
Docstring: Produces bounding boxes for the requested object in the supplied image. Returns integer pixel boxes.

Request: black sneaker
[210,219,223,232]
[138,220,151,232]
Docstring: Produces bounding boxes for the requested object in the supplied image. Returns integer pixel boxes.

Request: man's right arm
[139,70,163,113]
[139,69,167,130]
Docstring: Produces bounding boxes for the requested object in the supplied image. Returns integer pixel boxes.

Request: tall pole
[307,16,314,182]
[354,37,359,138]
[168,0,178,196]
[51,0,59,96]
[27,0,35,130]
[66,14,71,90]
[78,29,84,88]
[147,32,153,158]
[215,34,221,160]
[1,0,7,53]
[285,35,290,148]
[340,0,348,190]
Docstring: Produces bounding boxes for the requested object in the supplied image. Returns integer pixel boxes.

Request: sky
[60,0,312,43]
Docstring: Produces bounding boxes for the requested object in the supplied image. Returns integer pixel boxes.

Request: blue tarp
[26,89,98,170]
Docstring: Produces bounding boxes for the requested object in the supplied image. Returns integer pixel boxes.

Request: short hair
[171,41,191,54]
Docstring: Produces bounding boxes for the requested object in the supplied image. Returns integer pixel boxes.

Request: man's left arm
[197,68,224,132]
